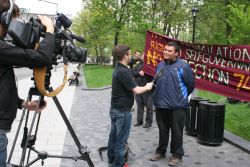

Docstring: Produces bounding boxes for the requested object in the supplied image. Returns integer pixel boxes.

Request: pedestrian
[150,42,195,166]
[128,50,141,69]
[0,1,55,166]
[128,50,141,112]
[132,53,154,128]
[108,45,154,167]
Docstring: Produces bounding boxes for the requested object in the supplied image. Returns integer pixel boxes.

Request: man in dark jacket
[128,50,141,69]
[132,54,154,128]
[0,1,54,166]
[150,42,195,166]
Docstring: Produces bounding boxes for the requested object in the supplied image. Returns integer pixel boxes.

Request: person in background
[128,50,141,112]
[128,50,141,69]
[0,1,55,166]
[150,42,195,166]
[132,53,154,128]
[108,45,153,167]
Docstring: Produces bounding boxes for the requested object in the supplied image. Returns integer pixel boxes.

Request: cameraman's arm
[0,16,55,68]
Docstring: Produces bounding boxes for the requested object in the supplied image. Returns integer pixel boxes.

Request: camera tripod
[7,70,94,167]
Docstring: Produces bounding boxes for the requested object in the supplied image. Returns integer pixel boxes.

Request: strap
[33,65,68,97]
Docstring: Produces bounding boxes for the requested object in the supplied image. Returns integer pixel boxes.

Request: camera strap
[33,65,68,97]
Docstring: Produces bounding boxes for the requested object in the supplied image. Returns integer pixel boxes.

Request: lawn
[83,64,113,88]
[83,64,250,141]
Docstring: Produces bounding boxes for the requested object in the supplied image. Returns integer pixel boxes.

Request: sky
[15,0,83,17]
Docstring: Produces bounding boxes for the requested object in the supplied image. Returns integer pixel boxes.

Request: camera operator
[0,0,54,166]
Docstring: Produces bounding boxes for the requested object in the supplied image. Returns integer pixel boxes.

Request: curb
[224,130,250,154]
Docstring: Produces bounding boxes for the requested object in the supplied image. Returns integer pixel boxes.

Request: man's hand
[22,100,47,112]
[139,70,144,76]
[38,15,54,34]
[145,82,154,91]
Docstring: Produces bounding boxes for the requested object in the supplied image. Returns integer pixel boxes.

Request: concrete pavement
[7,64,250,167]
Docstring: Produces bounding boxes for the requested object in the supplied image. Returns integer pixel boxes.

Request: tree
[195,0,250,44]
[74,0,250,65]
[72,8,113,65]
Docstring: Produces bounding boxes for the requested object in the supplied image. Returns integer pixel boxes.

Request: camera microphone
[70,34,85,43]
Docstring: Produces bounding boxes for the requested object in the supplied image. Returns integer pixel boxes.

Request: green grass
[198,90,250,141]
[83,64,113,88]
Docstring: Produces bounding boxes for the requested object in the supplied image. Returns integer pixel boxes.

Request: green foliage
[197,0,250,44]
[198,90,250,141]
[73,0,250,60]
[72,7,114,60]
[226,3,250,44]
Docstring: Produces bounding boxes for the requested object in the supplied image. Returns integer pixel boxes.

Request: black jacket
[0,32,54,131]
[131,60,153,86]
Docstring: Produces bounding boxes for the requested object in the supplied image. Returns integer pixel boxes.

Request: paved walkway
[8,65,250,167]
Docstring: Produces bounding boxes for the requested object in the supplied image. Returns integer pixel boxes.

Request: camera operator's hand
[38,15,54,34]
[21,100,47,112]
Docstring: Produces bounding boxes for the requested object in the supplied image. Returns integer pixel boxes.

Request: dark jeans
[155,108,186,156]
[107,108,132,167]
[135,91,153,125]
[0,134,8,167]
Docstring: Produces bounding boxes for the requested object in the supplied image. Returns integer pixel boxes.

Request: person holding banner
[108,45,153,167]
[128,50,141,69]
[131,53,154,128]
[150,42,195,166]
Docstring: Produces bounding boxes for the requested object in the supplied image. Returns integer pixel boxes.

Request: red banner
[144,30,250,102]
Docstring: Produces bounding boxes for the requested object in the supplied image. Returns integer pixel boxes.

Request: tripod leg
[51,93,94,167]
[19,96,44,167]
[7,94,32,164]
[25,111,42,164]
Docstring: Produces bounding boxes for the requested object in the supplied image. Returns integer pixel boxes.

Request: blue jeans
[107,108,132,167]
[0,134,8,167]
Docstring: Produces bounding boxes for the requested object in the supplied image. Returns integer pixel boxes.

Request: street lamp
[38,0,58,14]
[191,7,199,43]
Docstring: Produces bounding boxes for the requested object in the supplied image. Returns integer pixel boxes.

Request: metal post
[191,7,199,43]
[192,15,196,43]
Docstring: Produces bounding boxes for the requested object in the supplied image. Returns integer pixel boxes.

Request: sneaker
[123,163,129,167]
[149,153,165,161]
[168,155,183,166]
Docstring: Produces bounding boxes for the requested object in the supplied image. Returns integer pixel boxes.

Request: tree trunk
[224,0,232,44]
[95,45,99,65]
[112,30,119,68]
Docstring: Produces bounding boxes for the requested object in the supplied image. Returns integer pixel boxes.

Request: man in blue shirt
[150,42,195,166]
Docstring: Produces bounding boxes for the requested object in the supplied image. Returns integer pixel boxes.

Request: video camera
[6,13,87,64]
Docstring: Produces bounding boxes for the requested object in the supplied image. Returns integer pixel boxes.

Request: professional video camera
[5,10,95,167]
[6,12,87,64]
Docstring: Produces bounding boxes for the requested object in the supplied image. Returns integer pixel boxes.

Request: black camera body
[7,17,45,49]
[6,13,87,64]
